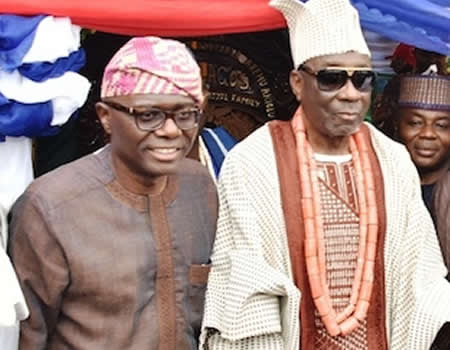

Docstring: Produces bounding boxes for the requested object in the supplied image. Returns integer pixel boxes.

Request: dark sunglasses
[298,65,377,92]
[103,101,201,131]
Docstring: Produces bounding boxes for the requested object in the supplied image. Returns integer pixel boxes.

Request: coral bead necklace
[291,108,378,336]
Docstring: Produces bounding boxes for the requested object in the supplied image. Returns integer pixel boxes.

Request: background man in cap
[9,36,217,349]
[394,75,450,282]
[200,0,450,349]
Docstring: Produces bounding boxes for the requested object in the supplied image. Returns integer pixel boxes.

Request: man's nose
[154,117,182,138]
[337,78,362,101]
[419,124,437,139]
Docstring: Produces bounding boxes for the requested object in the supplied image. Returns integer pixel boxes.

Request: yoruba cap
[270,0,371,68]
[101,36,204,104]
[399,75,450,111]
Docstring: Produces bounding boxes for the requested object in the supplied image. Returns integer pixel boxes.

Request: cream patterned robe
[200,123,450,350]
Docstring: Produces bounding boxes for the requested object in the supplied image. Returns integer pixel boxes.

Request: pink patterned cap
[101,36,204,104]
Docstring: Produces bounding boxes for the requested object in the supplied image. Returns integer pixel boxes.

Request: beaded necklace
[291,107,378,336]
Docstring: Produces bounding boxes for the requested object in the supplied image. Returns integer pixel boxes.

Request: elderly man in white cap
[9,36,217,350]
[199,0,450,349]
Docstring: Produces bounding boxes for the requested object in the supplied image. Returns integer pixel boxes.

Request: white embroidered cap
[270,0,371,68]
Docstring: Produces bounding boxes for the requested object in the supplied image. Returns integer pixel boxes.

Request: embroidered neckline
[95,145,178,212]
[314,152,352,163]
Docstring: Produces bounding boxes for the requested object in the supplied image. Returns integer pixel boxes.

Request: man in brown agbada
[9,36,217,350]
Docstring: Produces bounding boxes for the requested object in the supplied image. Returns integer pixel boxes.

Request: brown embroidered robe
[9,145,217,350]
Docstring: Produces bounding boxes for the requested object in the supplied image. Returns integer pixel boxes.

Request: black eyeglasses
[298,65,377,92]
[103,101,201,131]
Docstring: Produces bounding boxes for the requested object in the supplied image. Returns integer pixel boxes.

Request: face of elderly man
[289,51,373,152]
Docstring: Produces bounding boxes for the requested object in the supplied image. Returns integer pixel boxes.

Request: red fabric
[391,43,416,67]
[0,0,286,36]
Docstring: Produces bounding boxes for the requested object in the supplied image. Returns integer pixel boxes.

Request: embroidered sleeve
[8,192,70,350]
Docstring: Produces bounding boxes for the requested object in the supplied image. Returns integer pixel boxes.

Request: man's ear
[289,70,303,102]
[95,102,112,135]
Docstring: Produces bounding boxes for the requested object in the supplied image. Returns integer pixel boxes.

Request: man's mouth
[154,148,179,154]
[336,112,360,121]
[148,147,182,161]
[414,147,437,157]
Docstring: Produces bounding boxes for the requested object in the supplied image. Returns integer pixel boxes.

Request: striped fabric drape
[0,0,448,54]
